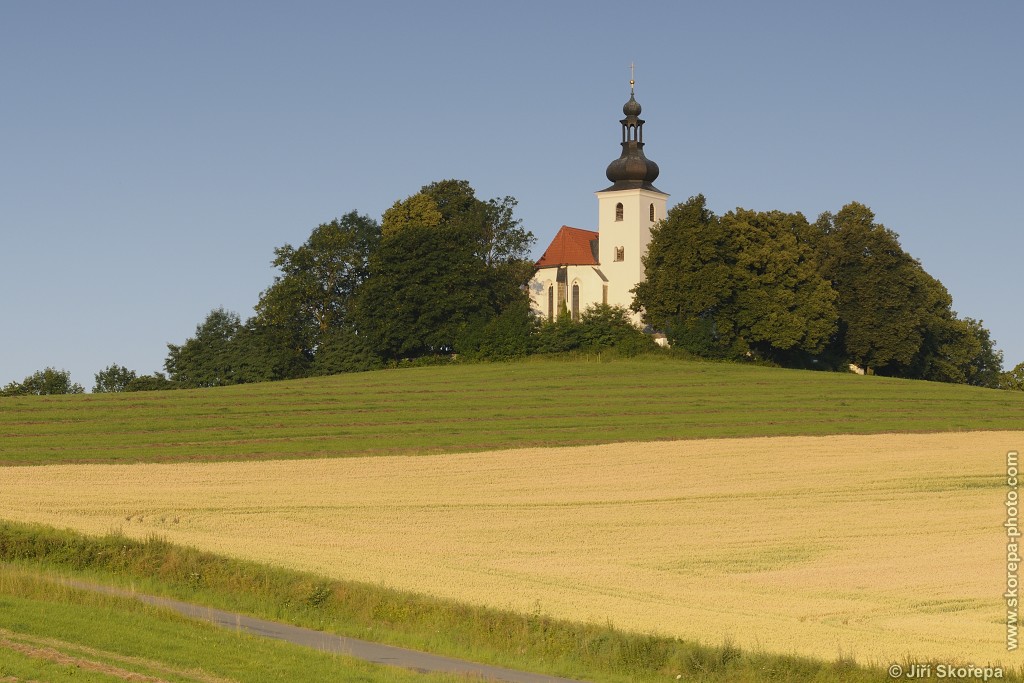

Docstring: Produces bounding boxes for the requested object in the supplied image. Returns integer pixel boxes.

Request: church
[528,79,668,324]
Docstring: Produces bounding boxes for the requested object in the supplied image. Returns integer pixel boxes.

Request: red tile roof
[535,226,600,268]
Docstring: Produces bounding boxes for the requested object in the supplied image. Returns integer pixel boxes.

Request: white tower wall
[596,188,668,319]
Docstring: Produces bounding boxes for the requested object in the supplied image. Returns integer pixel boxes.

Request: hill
[2,355,1023,465]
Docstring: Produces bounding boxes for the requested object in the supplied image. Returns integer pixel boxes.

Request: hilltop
[3,356,1022,466]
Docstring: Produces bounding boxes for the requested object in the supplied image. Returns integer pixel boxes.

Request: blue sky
[2,1,1021,388]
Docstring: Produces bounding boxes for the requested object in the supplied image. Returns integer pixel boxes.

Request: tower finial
[604,73,660,192]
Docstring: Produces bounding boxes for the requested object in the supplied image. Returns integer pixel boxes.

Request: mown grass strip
[2,356,1023,465]
[1,520,999,683]
[0,561,477,682]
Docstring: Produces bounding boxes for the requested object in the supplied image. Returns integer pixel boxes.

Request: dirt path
[63,579,584,683]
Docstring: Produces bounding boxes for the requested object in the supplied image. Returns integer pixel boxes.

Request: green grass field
[2,355,1023,465]
[0,561,470,682]
[4,357,1023,681]
[0,521,929,683]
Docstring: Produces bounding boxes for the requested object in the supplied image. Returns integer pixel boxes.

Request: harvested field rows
[2,431,1021,665]
[3,358,1023,465]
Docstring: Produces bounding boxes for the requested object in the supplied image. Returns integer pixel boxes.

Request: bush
[124,372,177,392]
[534,304,656,356]
[456,299,537,361]
[1,367,84,397]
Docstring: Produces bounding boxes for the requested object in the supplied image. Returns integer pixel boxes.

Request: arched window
[547,285,554,322]
[571,284,580,321]
[649,203,655,222]
[615,203,623,221]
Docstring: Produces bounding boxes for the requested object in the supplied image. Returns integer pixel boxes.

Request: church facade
[528,82,668,324]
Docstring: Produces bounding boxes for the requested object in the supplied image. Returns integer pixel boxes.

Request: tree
[721,208,837,360]
[916,316,1003,387]
[381,193,442,235]
[356,180,534,360]
[418,180,535,311]
[255,211,380,360]
[634,196,837,362]
[310,326,383,375]
[953,317,1004,388]
[632,195,735,356]
[357,222,493,358]
[1001,362,1024,391]
[93,364,137,393]
[815,203,936,375]
[165,307,243,388]
[230,319,312,383]
[811,202,1005,384]
[1,368,84,396]
[479,195,536,311]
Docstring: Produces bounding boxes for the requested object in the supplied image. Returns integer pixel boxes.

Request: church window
[649,203,655,222]
[614,247,624,262]
[615,203,623,221]
[572,284,580,321]
[547,285,554,322]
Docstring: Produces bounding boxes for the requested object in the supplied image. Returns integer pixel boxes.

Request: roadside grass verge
[1,520,996,683]
[0,562,471,682]
[2,356,1023,465]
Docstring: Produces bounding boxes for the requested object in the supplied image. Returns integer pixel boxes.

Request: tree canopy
[12,175,1008,396]
[634,196,1003,384]
[255,211,380,361]
[633,196,837,362]
[165,307,243,388]
[93,364,137,393]
[356,180,535,360]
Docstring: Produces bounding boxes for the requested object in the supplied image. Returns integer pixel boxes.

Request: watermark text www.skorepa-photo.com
[1005,449,1020,651]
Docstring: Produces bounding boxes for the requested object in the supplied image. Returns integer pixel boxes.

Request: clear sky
[2,1,1021,389]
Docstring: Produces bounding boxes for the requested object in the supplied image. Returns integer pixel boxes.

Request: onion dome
[602,79,662,192]
[623,94,642,117]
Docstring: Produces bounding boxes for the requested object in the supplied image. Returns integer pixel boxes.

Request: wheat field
[3,430,1021,666]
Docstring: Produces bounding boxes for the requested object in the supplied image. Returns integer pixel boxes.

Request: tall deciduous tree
[815,203,935,374]
[813,202,1003,383]
[255,211,380,359]
[914,315,1003,387]
[721,208,837,359]
[634,196,837,361]
[356,180,533,360]
[357,222,493,358]
[632,195,734,356]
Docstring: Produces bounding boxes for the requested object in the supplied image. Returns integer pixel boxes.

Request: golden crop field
[3,430,1021,666]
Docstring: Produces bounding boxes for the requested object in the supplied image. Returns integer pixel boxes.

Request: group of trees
[1,364,174,395]
[634,195,1008,387]
[4,181,1021,395]
[161,179,544,388]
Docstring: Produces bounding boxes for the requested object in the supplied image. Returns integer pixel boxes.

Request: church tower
[595,77,669,320]
[528,75,669,324]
